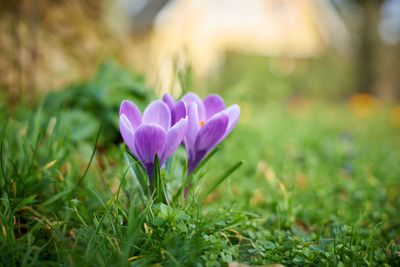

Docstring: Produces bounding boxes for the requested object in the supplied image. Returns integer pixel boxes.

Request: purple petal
[160,116,188,165]
[222,104,240,139]
[162,94,186,125]
[203,94,225,120]
[162,93,175,110]
[143,100,171,131]
[183,102,200,158]
[182,92,206,121]
[195,112,229,152]
[119,100,142,131]
[134,124,166,165]
[119,114,137,155]
[173,101,186,125]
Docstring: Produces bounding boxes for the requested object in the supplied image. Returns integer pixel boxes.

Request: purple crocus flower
[119,99,188,188]
[180,92,240,174]
[162,93,187,126]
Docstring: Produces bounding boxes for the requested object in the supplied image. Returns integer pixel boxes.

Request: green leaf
[175,210,190,220]
[152,153,168,204]
[125,150,149,199]
[262,241,276,250]
[152,216,165,227]
[160,203,172,217]
[176,222,188,232]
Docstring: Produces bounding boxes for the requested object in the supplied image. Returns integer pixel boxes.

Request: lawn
[1,62,399,266]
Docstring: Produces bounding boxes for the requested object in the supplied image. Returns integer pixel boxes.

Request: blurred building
[120,0,349,95]
[0,0,353,100]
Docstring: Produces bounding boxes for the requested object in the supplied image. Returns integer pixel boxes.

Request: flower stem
[184,159,197,198]
[146,163,153,195]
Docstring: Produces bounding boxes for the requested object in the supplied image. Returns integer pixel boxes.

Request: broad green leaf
[152,153,168,204]
[152,216,165,227]
[176,222,188,232]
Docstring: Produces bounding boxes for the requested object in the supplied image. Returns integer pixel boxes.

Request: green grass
[1,62,399,266]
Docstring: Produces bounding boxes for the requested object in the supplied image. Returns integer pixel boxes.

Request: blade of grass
[0,142,7,183]
[125,150,149,198]
[86,173,127,255]
[28,134,41,175]
[191,146,220,176]
[42,189,72,206]
[172,146,220,203]
[76,126,101,188]
[14,194,37,211]
[197,160,243,203]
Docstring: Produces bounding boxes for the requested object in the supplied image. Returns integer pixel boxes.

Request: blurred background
[1,0,400,104]
[1,0,400,254]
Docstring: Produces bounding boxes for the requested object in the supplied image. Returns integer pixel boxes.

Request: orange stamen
[200,120,205,127]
